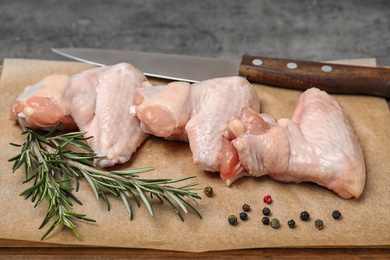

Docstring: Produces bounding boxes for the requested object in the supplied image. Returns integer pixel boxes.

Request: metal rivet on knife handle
[322,65,333,72]
[252,59,263,66]
[239,55,390,97]
[287,62,298,69]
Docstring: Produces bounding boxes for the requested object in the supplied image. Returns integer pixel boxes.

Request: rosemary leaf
[180,199,202,220]
[40,223,56,241]
[161,196,184,221]
[165,190,188,214]
[133,183,154,217]
[111,167,154,175]
[81,168,100,201]
[119,191,132,220]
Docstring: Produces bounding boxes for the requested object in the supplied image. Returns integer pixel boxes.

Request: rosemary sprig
[8,123,202,240]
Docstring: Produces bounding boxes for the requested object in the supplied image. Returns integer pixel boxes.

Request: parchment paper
[0,58,389,252]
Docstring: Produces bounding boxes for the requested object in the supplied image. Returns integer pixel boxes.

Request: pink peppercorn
[263,195,272,204]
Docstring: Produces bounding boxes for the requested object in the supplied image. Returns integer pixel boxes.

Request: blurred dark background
[1,0,389,65]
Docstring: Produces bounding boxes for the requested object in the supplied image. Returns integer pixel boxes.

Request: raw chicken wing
[10,74,76,130]
[65,63,150,168]
[223,88,366,199]
[130,81,191,140]
[186,76,260,173]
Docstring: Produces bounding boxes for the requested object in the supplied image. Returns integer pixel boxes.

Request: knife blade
[52,48,390,98]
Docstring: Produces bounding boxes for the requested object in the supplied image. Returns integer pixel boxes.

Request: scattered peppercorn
[242,204,251,212]
[239,212,248,221]
[228,215,238,225]
[270,218,280,229]
[332,210,342,220]
[300,211,310,221]
[287,219,296,228]
[203,186,213,197]
[262,216,270,225]
[315,219,324,230]
[262,207,271,216]
[263,195,272,204]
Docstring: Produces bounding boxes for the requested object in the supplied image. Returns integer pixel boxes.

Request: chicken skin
[186,76,260,173]
[223,88,366,199]
[10,74,77,130]
[130,81,191,140]
[65,63,150,168]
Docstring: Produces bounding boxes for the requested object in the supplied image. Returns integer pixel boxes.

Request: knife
[52,48,390,98]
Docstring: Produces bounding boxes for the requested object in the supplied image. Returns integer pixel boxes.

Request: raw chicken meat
[131,76,260,174]
[186,76,260,173]
[11,62,365,198]
[10,74,77,130]
[130,81,191,140]
[221,107,283,184]
[223,88,366,199]
[65,63,150,168]
[10,63,150,168]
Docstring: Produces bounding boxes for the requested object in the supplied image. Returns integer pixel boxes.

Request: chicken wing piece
[223,88,366,199]
[10,74,77,130]
[186,76,260,173]
[273,88,366,198]
[221,107,287,185]
[66,63,150,168]
[10,63,150,168]
[130,81,191,140]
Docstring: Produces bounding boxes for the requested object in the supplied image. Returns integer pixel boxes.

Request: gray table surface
[1,0,389,66]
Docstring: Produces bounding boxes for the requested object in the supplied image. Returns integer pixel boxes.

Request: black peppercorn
[287,219,295,228]
[203,186,213,197]
[262,216,270,225]
[270,218,280,229]
[242,203,251,212]
[300,211,310,221]
[262,207,271,216]
[332,210,342,220]
[315,219,324,230]
[228,215,238,225]
[239,212,248,221]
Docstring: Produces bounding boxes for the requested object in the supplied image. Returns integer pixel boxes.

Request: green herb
[8,123,202,240]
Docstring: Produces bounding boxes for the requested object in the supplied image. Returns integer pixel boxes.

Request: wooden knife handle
[239,55,390,98]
